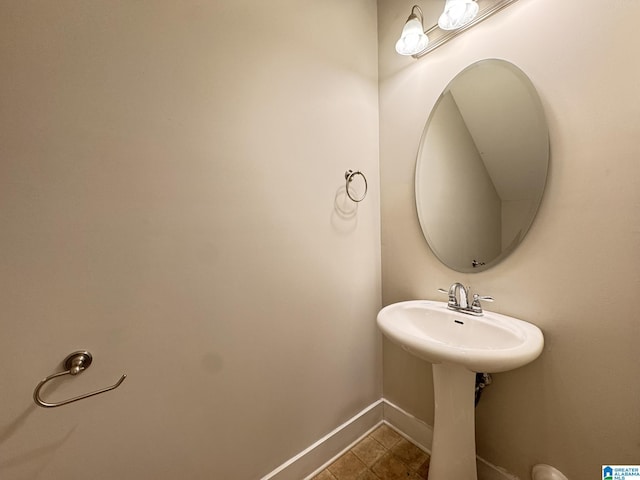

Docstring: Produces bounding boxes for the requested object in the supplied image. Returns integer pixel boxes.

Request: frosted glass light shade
[395,17,429,55]
[438,0,479,30]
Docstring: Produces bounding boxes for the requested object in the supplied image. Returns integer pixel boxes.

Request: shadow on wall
[332,184,359,234]
[0,405,76,476]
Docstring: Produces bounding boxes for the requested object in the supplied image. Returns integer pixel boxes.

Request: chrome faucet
[449,282,469,309]
[438,282,493,316]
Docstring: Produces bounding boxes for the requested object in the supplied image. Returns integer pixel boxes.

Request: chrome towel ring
[345,170,367,203]
[33,350,126,408]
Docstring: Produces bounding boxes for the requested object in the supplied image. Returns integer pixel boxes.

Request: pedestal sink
[377,300,544,480]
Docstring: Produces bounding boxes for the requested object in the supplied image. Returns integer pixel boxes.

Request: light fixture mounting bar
[413,0,520,58]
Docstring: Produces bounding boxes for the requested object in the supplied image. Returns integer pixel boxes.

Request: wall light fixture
[438,0,479,30]
[395,5,430,56]
[396,0,520,58]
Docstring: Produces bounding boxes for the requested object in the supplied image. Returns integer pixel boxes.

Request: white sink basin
[377,299,544,480]
[377,300,544,372]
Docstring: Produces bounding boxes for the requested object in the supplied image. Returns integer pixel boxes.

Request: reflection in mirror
[415,59,549,272]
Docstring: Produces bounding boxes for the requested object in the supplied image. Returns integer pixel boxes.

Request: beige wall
[378,0,640,478]
[0,1,380,479]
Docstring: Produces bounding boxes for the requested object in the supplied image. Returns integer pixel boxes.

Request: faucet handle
[471,294,494,314]
[474,294,494,302]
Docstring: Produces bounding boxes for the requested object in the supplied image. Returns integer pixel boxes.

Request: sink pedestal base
[429,363,477,480]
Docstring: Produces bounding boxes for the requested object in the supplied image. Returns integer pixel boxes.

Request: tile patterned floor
[312,424,430,480]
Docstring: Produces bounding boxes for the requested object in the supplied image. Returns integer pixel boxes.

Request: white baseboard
[260,400,384,480]
[476,456,520,480]
[382,399,434,453]
[261,398,519,480]
[383,398,519,480]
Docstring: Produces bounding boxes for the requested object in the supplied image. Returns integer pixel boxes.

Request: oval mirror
[415,59,549,273]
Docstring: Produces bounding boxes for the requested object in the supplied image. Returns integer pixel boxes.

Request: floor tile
[371,452,421,480]
[328,451,368,480]
[313,470,337,480]
[390,438,428,471]
[415,457,430,479]
[356,470,379,480]
[369,424,402,449]
[311,424,430,480]
[351,435,387,467]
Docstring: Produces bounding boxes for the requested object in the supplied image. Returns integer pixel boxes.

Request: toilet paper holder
[33,350,126,408]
